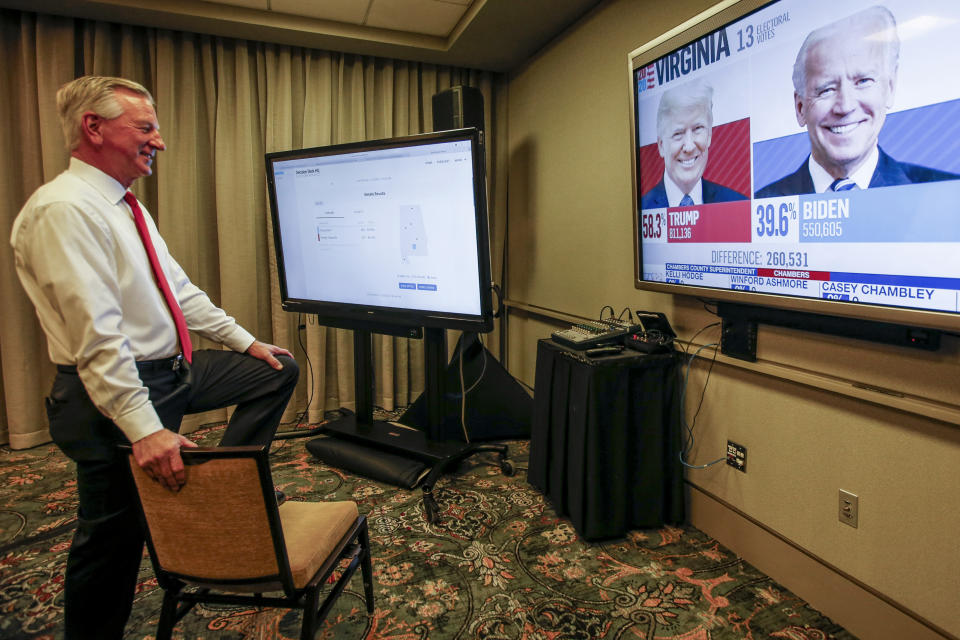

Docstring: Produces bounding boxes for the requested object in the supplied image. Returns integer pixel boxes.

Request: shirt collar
[68,156,129,206]
[808,146,879,193]
[663,171,703,206]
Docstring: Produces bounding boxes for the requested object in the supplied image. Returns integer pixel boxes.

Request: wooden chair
[127,445,374,640]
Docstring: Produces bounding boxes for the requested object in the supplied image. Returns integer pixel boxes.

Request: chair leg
[300,585,321,640]
[359,519,375,614]
[156,589,179,640]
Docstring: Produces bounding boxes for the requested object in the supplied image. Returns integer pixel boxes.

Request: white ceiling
[0,0,604,72]
[202,0,477,38]
[200,0,477,38]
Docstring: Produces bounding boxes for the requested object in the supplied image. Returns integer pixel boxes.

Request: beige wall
[501,0,960,637]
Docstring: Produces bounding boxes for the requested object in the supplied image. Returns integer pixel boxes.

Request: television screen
[265,128,493,333]
[630,0,960,332]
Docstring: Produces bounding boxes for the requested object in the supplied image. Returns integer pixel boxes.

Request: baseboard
[180,409,227,434]
[6,426,54,450]
[688,484,956,640]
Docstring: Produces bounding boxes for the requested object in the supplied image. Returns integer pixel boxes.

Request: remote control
[585,345,625,357]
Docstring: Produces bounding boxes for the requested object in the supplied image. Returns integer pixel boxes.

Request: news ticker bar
[641,180,960,245]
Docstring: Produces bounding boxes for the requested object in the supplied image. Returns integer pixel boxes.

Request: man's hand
[246,340,294,370]
[132,429,198,491]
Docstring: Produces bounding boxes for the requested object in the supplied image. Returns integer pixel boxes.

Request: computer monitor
[265,128,493,335]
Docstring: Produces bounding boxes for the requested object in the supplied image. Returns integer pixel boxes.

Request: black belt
[56,354,185,374]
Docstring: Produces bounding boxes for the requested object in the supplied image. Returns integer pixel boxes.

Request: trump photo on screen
[640,80,750,208]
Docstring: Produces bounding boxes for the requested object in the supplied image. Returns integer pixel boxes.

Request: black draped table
[528,339,685,541]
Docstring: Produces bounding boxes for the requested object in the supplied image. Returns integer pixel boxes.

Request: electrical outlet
[726,441,747,472]
[839,489,859,528]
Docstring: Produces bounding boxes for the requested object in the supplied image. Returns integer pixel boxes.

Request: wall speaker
[432,85,484,132]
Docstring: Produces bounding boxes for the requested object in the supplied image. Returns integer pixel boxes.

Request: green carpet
[0,420,855,639]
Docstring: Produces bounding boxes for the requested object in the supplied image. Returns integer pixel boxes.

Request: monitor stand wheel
[420,443,514,524]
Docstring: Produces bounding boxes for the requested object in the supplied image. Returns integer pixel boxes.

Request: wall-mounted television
[265,128,493,334]
[629,0,960,335]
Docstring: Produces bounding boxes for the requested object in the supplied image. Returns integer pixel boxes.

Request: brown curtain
[0,9,502,448]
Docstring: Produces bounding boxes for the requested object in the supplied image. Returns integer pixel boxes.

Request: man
[641,80,747,208]
[755,6,959,197]
[10,76,299,639]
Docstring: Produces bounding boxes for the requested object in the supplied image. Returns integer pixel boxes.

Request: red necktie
[124,192,193,363]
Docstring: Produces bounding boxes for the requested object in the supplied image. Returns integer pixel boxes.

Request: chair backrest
[128,446,293,592]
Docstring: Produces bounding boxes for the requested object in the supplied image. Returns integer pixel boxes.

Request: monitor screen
[265,128,493,333]
[629,0,960,332]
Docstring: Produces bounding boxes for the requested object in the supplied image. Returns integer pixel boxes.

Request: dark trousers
[46,349,299,640]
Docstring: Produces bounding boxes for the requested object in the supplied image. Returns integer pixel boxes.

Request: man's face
[91,89,165,188]
[795,32,895,179]
[657,104,712,196]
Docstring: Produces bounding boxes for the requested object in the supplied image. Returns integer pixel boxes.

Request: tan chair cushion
[279,500,360,589]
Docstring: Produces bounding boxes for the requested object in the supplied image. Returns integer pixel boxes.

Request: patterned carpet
[0,418,855,639]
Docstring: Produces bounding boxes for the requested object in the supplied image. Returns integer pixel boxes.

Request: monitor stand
[292,327,514,523]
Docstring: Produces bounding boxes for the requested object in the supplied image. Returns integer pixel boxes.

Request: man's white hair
[656,80,714,140]
[56,76,155,151]
[792,5,899,98]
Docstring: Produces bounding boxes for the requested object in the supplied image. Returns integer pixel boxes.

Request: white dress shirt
[808,146,879,193]
[662,172,704,206]
[10,157,255,444]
